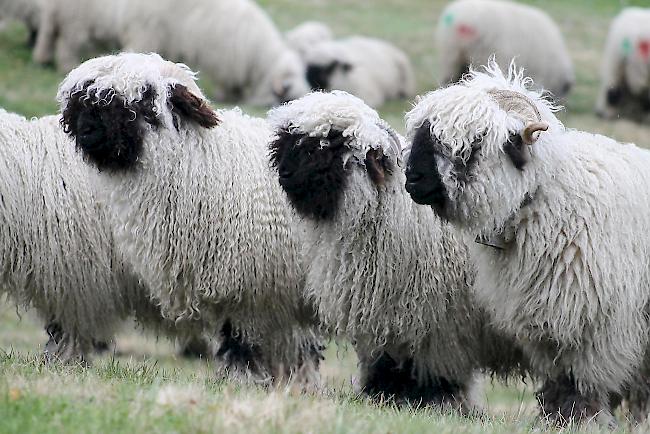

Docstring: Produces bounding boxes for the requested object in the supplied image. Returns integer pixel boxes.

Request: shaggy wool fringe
[406,61,650,416]
[269,92,526,407]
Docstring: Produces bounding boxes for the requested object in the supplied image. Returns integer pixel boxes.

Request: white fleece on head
[406,59,563,163]
[57,52,204,130]
[268,90,404,165]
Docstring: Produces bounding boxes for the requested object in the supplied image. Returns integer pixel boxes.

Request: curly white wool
[0,109,182,362]
[268,90,402,165]
[269,91,525,409]
[436,0,574,98]
[407,61,650,422]
[58,53,320,382]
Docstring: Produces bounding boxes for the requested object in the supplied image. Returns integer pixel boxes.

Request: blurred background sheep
[436,0,574,99]
[596,7,650,121]
[33,0,310,106]
[0,0,41,47]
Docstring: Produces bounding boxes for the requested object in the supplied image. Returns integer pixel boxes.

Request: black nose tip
[279,168,293,180]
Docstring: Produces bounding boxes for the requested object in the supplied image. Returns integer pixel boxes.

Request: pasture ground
[1,0,649,433]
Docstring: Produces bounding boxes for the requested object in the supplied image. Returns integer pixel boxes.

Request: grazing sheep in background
[286,21,334,60]
[0,0,41,46]
[34,0,310,106]
[304,36,416,108]
[0,108,201,363]
[596,7,650,122]
[57,52,322,384]
[404,61,650,426]
[436,0,574,99]
[267,91,526,411]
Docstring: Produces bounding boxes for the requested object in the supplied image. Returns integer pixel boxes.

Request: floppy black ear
[365,148,391,186]
[169,84,220,129]
[503,133,530,171]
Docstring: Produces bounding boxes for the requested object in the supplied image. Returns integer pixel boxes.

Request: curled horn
[522,121,548,145]
[488,89,548,145]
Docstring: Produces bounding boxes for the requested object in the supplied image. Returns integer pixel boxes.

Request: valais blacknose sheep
[304,37,416,108]
[35,0,309,106]
[404,61,650,426]
[57,53,322,384]
[437,0,574,99]
[286,21,334,60]
[596,7,650,122]
[268,91,526,411]
[0,109,194,363]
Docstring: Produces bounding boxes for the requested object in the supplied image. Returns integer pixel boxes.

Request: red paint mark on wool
[456,24,477,39]
[639,40,650,60]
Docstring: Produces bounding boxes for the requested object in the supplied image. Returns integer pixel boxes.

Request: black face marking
[607,87,623,106]
[269,128,349,220]
[503,132,529,171]
[405,121,448,213]
[61,82,160,172]
[362,352,464,407]
[306,61,352,90]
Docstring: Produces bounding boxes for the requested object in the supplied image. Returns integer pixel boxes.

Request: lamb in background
[436,0,574,99]
[0,0,41,46]
[57,52,322,384]
[596,7,650,122]
[286,21,333,60]
[303,36,416,108]
[34,0,309,106]
[267,91,526,411]
[404,61,650,426]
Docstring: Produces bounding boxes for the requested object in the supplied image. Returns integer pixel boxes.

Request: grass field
[1,1,650,433]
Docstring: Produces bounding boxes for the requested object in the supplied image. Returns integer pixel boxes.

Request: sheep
[303,36,416,108]
[286,21,334,60]
[0,0,41,46]
[267,91,526,411]
[403,60,650,426]
[0,108,203,363]
[57,52,322,385]
[33,0,310,106]
[596,7,650,122]
[436,0,574,99]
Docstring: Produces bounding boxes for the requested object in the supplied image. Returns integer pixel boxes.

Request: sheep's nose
[279,167,293,180]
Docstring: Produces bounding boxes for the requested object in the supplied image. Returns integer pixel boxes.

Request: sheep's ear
[365,148,388,186]
[169,84,220,128]
[503,133,530,171]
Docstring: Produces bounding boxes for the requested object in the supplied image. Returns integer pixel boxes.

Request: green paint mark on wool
[443,13,454,27]
[622,38,632,56]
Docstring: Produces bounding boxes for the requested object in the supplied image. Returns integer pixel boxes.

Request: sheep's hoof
[361,352,469,411]
[43,322,89,367]
[536,375,617,428]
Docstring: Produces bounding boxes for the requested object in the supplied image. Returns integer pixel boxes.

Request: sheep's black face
[405,121,449,215]
[61,83,160,172]
[306,61,352,91]
[269,129,349,220]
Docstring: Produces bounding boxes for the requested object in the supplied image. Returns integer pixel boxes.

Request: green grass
[1,1,650,432]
